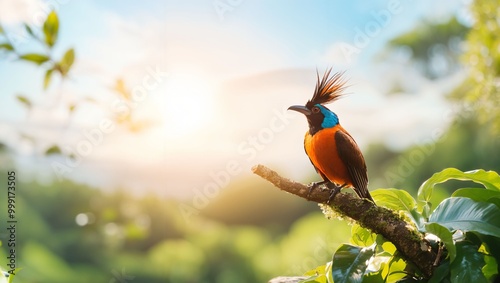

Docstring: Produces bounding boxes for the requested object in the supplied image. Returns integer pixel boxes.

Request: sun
[161,73,215,136]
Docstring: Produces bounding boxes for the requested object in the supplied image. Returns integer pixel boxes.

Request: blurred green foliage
[457,0,500,131]
[389,16,469,79]
[0,161,352,282]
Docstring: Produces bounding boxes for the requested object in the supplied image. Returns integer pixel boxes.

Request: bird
[288,68,374,203]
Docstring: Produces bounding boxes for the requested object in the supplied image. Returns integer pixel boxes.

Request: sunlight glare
[162,73,215,136]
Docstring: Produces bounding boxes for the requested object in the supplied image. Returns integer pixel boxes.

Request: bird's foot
[307,180,329,198]
[326,183,347,204]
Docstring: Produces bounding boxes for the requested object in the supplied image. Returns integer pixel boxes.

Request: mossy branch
[252,164,437,279]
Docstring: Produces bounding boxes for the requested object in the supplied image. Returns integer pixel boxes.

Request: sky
[0,0,470,198]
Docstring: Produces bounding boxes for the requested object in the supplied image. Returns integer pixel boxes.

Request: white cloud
[0,0,43,25]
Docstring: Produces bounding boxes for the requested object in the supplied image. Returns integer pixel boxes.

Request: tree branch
[252,164,437,279]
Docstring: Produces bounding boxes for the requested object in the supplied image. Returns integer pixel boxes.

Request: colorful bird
[288,69,374,202]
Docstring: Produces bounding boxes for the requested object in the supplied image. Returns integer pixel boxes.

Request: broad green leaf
[429,260,450,283]
[385,255,407,282]
[409,209,426,231]
[43,11,59,47]
[59,48,74,76]
[452,188,500,205]
[418,168,500,203]
[325,261,332,283]
[482,255,498,281]
[4,268,21,283]
[359,269,384,283]
[428,197,500,238]
[45,145,61,155]
[19,53,50,65]
[298,274,328,283]
[372,189,417,212]
[350,224,375,247]
[303,264,327,277]
[331,244,375,283]
[487,197,500,208]
[375,234,397,256]
[425,223,456,262]
[393,275,426,282]
[450,242,487,283]
[372,189,424,229]
[299,274,327,283]
[474,234,500,270]
[16,95,32,108]
[44,68,54,90]
[0,43,14,51]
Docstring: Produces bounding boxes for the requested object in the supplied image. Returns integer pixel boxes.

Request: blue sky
[0,0,468,197]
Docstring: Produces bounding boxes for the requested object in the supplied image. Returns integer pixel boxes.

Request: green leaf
[482,255,498,281]
[372,189,417,212]
[0,24,4,34]
[43,10,59,47]
[45,145,62,155]
[452,188,500,205]
[331,244,375,283]
[16,95,32,108]
[428,197,500,238]
[19,53,50,65]
[429,260,450,283]
[372,189,424,229]
[360,270,385,283]
[350,224,375,247]
[450,242,487,283]
[425,222,456,262]
[59,48,74,76]
[303,264,327,277]
[325,261,332,283]
[44,68,54,90]
[418,168,500,203]
[386,255,408,282]
[474,234,500,271]
[299,273,327,283]
[24,24,35,37]
[0,42,14,51]
[6,268,22,283]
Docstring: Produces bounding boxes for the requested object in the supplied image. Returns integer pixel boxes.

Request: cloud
[0,0,43,25]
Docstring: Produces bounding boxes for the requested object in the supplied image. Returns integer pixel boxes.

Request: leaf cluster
[300,168,500,283]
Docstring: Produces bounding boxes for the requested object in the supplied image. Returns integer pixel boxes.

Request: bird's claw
[307,181,329,198]
[326,183,341,204]
[326,183,347,204]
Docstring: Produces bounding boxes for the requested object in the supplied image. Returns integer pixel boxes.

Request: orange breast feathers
[304,125,353,187]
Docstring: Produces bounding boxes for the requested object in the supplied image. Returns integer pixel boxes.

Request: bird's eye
[312,106,320,113]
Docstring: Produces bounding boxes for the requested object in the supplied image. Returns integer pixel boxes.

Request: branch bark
[252,164,437,279]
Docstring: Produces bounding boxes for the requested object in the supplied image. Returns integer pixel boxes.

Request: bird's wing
[334,130,372,201]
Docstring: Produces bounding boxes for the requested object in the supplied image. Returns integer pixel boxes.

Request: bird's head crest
[306,68,347,108]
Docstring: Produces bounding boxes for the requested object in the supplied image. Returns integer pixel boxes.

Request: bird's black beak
[288,105,311,116]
